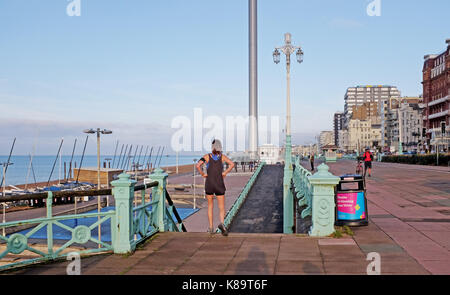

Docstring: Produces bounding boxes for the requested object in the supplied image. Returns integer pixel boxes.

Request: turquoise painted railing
[283,135,295,233]
[220,161,266,231]
[0,168,183,271]
[292,161,313,219]
[283,134,340,236]
[0,192,115,271]
[342,154,358,160]
[291,156,340,236]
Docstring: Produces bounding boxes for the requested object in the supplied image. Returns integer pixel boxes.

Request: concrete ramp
[229,165,284,233]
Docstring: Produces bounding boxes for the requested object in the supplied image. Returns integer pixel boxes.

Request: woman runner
[196,139,235,236]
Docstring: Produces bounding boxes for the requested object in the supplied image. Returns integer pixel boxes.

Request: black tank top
[205,153,226,195]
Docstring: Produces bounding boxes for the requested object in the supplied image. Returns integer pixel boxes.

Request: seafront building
[344,85,401,127]
[422,39,450,150]
[340,119,381,153]
[379,97,424,151]
[258,144,282,164]
[395,103,424,152]
[351,102,380,122]
[333,112,344,147]
[319,131,334,152]
[292,144,319,157]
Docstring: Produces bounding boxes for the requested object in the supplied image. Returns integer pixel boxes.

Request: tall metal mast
[249,0,258,157]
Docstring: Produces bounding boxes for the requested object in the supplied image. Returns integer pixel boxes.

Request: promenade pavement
[326,159,450,275]
[3,160,449,275]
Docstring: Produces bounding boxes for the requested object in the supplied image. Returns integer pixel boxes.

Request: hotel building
[422,39,450,147]
[344,85,401,127]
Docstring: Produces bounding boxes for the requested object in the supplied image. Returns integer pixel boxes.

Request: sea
[0,155,199,186]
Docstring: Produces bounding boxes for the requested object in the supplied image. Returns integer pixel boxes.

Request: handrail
[221,161,266,230]
[134,181,158,192]
[0,171,187,271]
[0,188,112,202]
[291,156,340,237]
[164,189,187,232]
[0,191,115,271]
[0,181,158,203]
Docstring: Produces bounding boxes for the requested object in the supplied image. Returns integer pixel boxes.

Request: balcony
[428,110,449,120]
[428,95,449,107]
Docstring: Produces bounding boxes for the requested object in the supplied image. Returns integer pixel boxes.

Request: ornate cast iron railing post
[150,168,169,232]
[308,164,340,237]
[46,192,54,258]
[111,173,136,254]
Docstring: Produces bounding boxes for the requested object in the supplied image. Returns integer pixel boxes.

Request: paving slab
[326,160,450,274]
[3,160,448,275]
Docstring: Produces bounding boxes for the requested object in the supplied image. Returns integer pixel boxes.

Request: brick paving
[6,231,430,275]
[3,160,450,275]
[326,159,450,275]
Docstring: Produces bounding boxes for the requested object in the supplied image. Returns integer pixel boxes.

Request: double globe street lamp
[273,33,304,167]
[83,128,112,246]
[83,128,113,190]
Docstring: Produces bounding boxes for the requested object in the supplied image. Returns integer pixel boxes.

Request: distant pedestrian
[234,161,238,172]
[310,153,315,171]
[196,139,235,236]
[363,147,373,177]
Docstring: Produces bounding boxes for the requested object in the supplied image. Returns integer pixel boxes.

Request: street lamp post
[273,33,304,168]
[83,128,112,246]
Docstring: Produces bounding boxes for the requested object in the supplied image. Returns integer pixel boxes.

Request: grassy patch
[331,230,343,238]
[330,226,354,238]
[343,226,354,236]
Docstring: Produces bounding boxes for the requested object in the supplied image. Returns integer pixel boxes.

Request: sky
[0,0,449,155]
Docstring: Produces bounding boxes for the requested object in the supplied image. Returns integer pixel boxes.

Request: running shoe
[218,223,229,236]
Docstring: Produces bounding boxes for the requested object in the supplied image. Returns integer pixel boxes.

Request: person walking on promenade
[310,153,315,172]
[196,139,235,236]
[362,147,373,177]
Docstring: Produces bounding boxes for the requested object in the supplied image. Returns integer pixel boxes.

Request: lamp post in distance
[83,128,112,247]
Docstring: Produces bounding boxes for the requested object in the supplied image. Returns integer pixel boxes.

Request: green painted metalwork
[0,191,115,271]
[292,159,313,219]
[290,156,340,236]
[150,168,169,232]
[342,154,358,160]
[219,161,266,231]
[113,170,184,254]
[307,163,340,236]
[0,169,183,270]
[325,155,337,163]
[283,135,295,233]
[111,173,135,253]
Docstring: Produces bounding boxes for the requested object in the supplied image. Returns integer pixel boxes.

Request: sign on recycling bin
[336,192,366,221]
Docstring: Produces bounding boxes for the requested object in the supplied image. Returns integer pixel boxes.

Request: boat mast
[47,138,64,188]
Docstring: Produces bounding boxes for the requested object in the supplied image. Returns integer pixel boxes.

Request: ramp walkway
[228,165,284,233]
